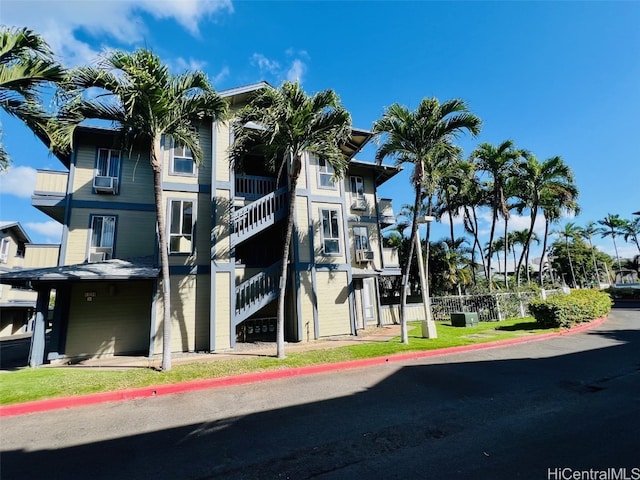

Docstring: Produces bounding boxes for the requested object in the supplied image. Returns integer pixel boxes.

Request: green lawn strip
[0,317,557,406]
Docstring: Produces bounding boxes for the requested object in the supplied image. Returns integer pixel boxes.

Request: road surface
[1,308,639,479]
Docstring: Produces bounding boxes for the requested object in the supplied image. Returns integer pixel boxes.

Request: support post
[29,286,51,368]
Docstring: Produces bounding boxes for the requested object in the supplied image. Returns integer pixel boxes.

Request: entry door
[362,278,375,322]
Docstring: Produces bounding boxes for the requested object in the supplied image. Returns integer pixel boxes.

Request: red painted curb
[0,316,607,418]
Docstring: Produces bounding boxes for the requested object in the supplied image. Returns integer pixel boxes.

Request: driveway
[1,307,639,479]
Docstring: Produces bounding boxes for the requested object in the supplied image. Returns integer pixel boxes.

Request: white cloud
[169,56,208,74]
[2,0,233,67]
[25,221,63,243]
[286,59,306,82]
[211,66,230,86]
[0,166,37,198]
[251,51,309,83]
[251,53,281,74]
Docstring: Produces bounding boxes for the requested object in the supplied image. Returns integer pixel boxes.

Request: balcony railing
[34,170,68,195]
[235,174,277,201]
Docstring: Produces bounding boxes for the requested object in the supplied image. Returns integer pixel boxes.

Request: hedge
[528,289,612,328]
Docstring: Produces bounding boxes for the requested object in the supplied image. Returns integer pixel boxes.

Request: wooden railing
[235,175,277,201]
[231,186,287,245]
[235,261,282,324]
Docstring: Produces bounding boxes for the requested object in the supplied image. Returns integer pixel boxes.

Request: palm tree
[230,81,352,358]
[434,147,470,246]
[470,140,523,290]
[459,164,488,282]
[513,154,576,285]
[622,217,640,254]
[554,222,581,288]
[373,98,481,343]
[578,221,602,286]
[509,229,531,285]
[54,48,228,371]
[0,26,64,169]
[597,213,627,283]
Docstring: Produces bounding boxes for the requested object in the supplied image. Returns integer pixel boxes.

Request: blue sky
[1,0,639,266]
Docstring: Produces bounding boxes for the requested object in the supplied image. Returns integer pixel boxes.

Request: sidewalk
[47,324,405,370]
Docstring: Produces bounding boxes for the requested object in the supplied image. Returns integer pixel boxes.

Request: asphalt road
[1,308,639,480]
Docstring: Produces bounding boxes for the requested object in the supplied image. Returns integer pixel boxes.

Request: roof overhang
[348,159,402,186]
[0,223,32,244]
[0,257,159,288]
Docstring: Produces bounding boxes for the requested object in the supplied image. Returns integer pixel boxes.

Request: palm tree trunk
[469,207,487,279]
[566,238,577,288]
[276,154,302,359]
[588,237,600,285]
[400,188,421,345]
[151,140,172,371]
[487,209,498,290]
[517,208,537,287]
[503,218,509,289]
[539,219,550,286]
[612,235,623,284]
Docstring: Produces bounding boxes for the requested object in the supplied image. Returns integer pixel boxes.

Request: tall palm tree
[230,81,352,358]
[0,26,64,169]
[459,164,488,282]
[598,213,627,283]
[434,147,470,246]
[470,140,523,290]
[54,49,228,371]
[373,98,481,343]
[538,190,579,285]
[512,154,576,285]
[578,221,602,285]
[622,217,640,254]
[554,222,581,288]
[509,229,531,285]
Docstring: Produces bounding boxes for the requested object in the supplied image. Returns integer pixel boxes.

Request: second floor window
[172,143,196,175]
[89,215,116,261]
[321,208,341,255]
[0,238,10,263]
[318,158,336,189]
[353,226,369,251]
[169,200,194,254]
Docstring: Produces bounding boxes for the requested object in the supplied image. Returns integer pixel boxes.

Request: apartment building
[0,82,401,366]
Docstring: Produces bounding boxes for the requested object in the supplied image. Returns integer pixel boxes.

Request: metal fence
[379,289,562,325]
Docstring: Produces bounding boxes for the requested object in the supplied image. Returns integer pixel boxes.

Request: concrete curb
[0,316,608,418]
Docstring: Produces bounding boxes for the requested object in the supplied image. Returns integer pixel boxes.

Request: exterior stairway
[235,260,282,325]
[231,186,288,246]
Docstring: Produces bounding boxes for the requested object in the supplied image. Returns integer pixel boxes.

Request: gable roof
[0,222,32,244]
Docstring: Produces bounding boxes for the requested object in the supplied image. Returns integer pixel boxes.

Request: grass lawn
[0,317,556,406]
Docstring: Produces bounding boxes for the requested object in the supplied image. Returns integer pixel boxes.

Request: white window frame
[88,215,116,261]
[317,157,337,190]
[353,226,370,251]
[320,208,341,255]
[170,140,197,176]
[0,238,10,263]
[350,176,365,210]
[168,199,195,254]
[94,148,121,194]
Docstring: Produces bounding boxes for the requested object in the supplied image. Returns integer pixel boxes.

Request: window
[353,226,369,251]
[171,143,196,175]
[89,216,116,261]
[169,200,194,253]
[0,238,10,263]
[320,208,341,255]
[93,149,121,194]
[350,176,365,209]
[318,157,336,189]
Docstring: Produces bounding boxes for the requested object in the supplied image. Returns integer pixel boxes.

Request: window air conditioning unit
[351,199,366,211]
[88,248,112,263]
[93,176,118,194]
[355,249,374,262]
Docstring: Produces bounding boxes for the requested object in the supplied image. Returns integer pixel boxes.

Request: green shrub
[528,289,612,328]
[605,286,640,300]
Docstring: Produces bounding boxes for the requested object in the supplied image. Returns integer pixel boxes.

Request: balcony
[378,198,395,227]
[32,170,68,223]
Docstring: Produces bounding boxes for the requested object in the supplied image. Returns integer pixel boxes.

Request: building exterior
[0,82,401,366]
[0,222,59,337]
